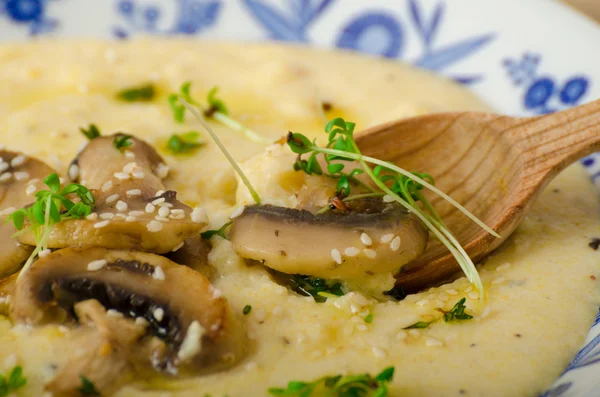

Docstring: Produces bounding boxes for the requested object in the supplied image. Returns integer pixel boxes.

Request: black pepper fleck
[321,101,332,112]
[515,333,522,338]
[589,238,600,250]
[274,230,279,237]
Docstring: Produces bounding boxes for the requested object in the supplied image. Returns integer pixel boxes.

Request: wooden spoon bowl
[355,99,600,294]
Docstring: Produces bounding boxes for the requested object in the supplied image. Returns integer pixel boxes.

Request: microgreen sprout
[404,297,474,329]
[168,82,270,143]
[287,117,500,298]
[80,124,101,140]
[116,83,156,102]
[167,131,203,154]
[200,221,232,240]
[7,173,95,278]
[113,134,133,152]
[78,375,99,395]
[0,365,27,396]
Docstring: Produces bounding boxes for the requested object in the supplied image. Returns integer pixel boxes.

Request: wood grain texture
[564,0,600,22]
[355,99,600,293]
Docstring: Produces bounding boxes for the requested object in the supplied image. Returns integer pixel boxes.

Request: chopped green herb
[169,81,196,123]
[403,321,432,330]
[0,365,27,396]
[268,366,395,397]
[113,134,133,152]
[200,221,232,240]
[116,83,155,102]
[243,305,252,315]
[364,313,374,323]
[167,131,203,154]
[438,298,473,322]
[78,375,100,396]
[289,275,345,303]
[79,124,101,140]
[204,86,229,117]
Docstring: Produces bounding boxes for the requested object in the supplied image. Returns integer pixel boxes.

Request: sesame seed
[87,259,108,271]
[445,289,459,295]
[99,213,115,220]
[435,299,445,307]
[383,195,394,203]
[481,306,492,318]
[123,162,137,174]
[115,200,128,212]
[25,184,36,195]
[94,220,110,229]
[153,266,165,280]
[68,164,79,180]
[389,236,401,251]
[114,213,126,220]
[0,207,15,216]
[152,197,165,205]
[396,330,408,340]
[438,294,449,302]
[106,309,123,318]
[147,220,163,232]
[360,232,372,246]
[158,206,170,217]
[157,202,173,208]
[126,189,141,197]
[38,249,51,258]
[169,213,185,220]
[191,207,207,223]
[106,194,119,204]
[125,216,137,222]
[230,206,244,219]
[135,317,149,327]
[344,247,361,257]
[132,170,145,179]
[124,150,135,158]
[496,262,511,271]
[156,163,169,179]
[126,211,143,217]
[468,291,480,300]
[380,233,394,243]
[372,347,386,358]
[331,248,342,264]
[155,190,165,197]
[212,288,222,299]
[416,299,430,307]
[408,329,421,338]
[492,277,505,285]
[14,171,29,181]
[155,216,169,222]
[153,308,164,322]
[10,155,25,167]
[101,180,113,192]
[425,337,444,347]
[0,163,8,173]
[58,177,65,184]
[245,361,258,371]
[0,173,12,182]
[170,209,184,215]
[85,212,98,221]
[145,203,155,213]
[114,172,130,180]
[363,249,377,259]
[171,242,184,252]
[464,286,473,293]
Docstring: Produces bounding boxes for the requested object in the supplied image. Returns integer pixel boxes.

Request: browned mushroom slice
[230,198,429,279]
[17,134,206,253]
[11,248,246,372]
[0,150,55,277]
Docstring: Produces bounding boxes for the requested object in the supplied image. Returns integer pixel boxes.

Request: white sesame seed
[153,308,164,322]
[101,180,113,192]
[123,162,137,174]
[85,212,98,221]
[132,170,145,179]
[155,190,165,197]
[212,288,222,299]
[396,330,408,340]
[408,329,421,338]
[125,216,137,222]
[155,216,169,222]
[425,337,444,347]
[344,247,361,257]
[468,291,480,300]
[0,207,15,216]
[25,184,36,195]
[363,248,377,259]
[135,317,149,327]
[99,213,115,220]
[114,172,130,180]
[156,163,169,179]
[114,213,126,220]
[0,173,12,182]
[383,195,394,203]
[331,248,342,264]
[94,220,110,229]
[245,361,258,371]
[191,207,207,223]
[128,211,145,217]
[170,209,184,215]
[115,200,128,212]
[145,203,156,213]
[390,236,401,251]
[158,206,170,217]
[169,213,185,220]
[481,306,492,318]
[360,232,372,246]
[147,220,163,232]
[492,277,505,285]
[416,299,430,307]
[68,164,79,180]
[157,202,173,208]
[372,347,386,358]
[230,206,244,219]
[380,233,394,243]
[11,155,25,167]
[496,262,511,271]
[464,286,473,293]
[106,309,123,318]
[153,266,165,280]
[435,299,445,307]
[152,197,165,205]
[106,194,119,204]
[445,289,459,295]
[38,249,51,258]
[124,150,136,158]
[87,259,107,271]
[126,189,142,197]
[14,171,29,181]
[171,242,184,252]
[0,163,8,173]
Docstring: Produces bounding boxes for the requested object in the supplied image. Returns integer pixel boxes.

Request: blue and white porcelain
[1,1,600,395]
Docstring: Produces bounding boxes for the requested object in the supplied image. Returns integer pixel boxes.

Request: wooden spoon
[355,98,600,295]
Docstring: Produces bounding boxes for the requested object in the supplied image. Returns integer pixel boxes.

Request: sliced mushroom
[167,235,213,279]
[230,198,429,279]
[17,134,206,253]
[11,247,246,373]
[0,150,55,277]
[0,273,16,315]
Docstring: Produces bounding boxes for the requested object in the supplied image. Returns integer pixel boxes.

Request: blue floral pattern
[113,0,221,38]
[0,0,58,35]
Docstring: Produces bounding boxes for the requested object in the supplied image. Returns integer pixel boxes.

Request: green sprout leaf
[113,134,133,152]
[403,321,433,329]
[167,131,203,154]
[78,375,100,396]
[201,221,232,240]
[440,298,473,322]
[243,305,252,315]
[116,83,155,102]
[80,124,101,140]
[205,86,229,117]
[289,275,344,303]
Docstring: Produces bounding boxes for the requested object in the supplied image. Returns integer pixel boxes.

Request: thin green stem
[212,111,271,144]
[179,98,261,205]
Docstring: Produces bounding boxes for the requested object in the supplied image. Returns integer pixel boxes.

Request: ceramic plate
[1,1,599,395]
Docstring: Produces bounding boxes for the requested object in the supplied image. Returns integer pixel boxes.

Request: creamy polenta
[0,39,597,397]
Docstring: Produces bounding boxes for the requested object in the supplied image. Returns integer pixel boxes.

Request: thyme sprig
[7,173,94,278]
[288,118,499,297]
[404,297,474,329]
